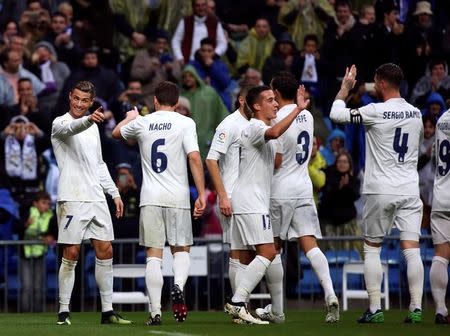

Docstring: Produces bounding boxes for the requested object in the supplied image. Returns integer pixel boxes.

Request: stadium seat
[342,261,389,311]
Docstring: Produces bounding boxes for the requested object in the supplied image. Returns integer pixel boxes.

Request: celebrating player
[224,85,309,324]
[330,64,424,323]
[430,108,450,324]
[255,73,339,323]
[51,81,131,326]
[205,86,254,308]
[112,81,206,326]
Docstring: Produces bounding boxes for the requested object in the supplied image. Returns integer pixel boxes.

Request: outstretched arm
[265,85,310,139]
[330,65,359,124]
[112,106,139,139]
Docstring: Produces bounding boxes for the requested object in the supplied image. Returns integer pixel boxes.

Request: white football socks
[173,251,190,291]
[266,254,284,315]
[232,255,271,303]
[58,258,77,313]
[95,257,113,312]
[146,257,163,316]
[228,258,240,294]
[306,247,335,299]
[430,256,449,316]
[363,243,382,313]
[402,248,424,311]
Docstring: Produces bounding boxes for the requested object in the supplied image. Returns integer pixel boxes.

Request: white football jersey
[207,110,249,197]
[51,113,119,202]
[120,111,199,209]
[271,104,314,199]
[232,119,276,214]
[432,110,450,211]
[331,98,423,195]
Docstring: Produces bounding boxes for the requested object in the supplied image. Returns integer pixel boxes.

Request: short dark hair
[235,85,254,110]
[374,63,403,89]
[246,85,271,112]
[303,34,318,45]
[52,11,67,21]
[200,37,215,48]
[18,77,32,86]
[71,81,96,98]
[429,58,447,72]
[34,191,51,202]
[155,81,179,106]
[271,72,298,101]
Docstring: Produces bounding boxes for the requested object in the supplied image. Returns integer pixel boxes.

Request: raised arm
[265,85,310,139]
[112,107,139,139]
[51,107,104,139]
[329,65,358,124]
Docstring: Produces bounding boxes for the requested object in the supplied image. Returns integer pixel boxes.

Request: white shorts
[139,205,192,249]
[430,211,450,245]
[270,198,322,241]
[231,213,274,250]
[362,194,423,243]
[217,203,232,244]
[57,201,114,244]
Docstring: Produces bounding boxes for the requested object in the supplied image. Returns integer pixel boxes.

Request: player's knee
[95,243,113,260]
[63,246,80,261]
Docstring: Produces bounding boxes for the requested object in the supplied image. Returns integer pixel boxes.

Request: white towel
[301,54,318,83]
[4,134,37,180]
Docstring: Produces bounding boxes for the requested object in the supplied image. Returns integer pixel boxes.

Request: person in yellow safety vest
[19,191,56,312]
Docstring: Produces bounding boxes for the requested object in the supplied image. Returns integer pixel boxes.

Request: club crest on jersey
[217,132,227,143]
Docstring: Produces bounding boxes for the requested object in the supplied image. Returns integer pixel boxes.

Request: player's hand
[88,107,105,123]
[126,106,139,120]
[113,197,124,218]
[219,195,232,217]
[341,65,357,92]
[193,194,206,219]
[296,85,310,111]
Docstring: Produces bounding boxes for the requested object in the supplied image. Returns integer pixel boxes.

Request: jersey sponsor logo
[382,110,421,119]
[149,122,172,131]
[437,122,450,131]
[217,132,227,143]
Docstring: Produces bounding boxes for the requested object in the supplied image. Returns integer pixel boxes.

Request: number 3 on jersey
[296,131,310,165]
[151,138,168,173]
[438,139,450,176]
[393,127,409,163]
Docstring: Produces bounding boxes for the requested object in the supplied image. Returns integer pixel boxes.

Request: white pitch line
[147,331,202,336]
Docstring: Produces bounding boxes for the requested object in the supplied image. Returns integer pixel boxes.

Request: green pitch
[1,310,446,336]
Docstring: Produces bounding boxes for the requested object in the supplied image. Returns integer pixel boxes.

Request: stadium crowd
[0,0,449,326]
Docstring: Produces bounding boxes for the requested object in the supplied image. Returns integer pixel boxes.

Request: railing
[0,234,439,313]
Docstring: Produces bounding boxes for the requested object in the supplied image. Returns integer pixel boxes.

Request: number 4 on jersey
[393,127,409,163]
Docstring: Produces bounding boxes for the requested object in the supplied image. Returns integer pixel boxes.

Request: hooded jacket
[181,65,229,159]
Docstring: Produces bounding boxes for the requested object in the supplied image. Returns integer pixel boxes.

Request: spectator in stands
[277,0,335,49]
[54,48,123,117]
[1,115,45,218]
[130,29,181,110]
[0,20,18,47]
[296,34,323,102]
[18,4,51,55]
[190,37,232,110]
[44,11,80,69]
[180,65,229,159]
[262,32,299,85]
[31,41,70,121]
[17,191,56,312]
[236,17,275,73]
[172,0,228,64]
[319,151,361,252]
[111,80,149,123]
[8,34,33,69]
[308,135,326,205]
[411,59,450,109]
[0,78,48,133]
[372,1,406,69]
[403,1,441,91]
[418,114,436,229]
[421,92,446,121]
[320,128,346,166]
[176,96,192,117]
[108,163,139,240]
[0,47,45,103]
[348,4,377,82]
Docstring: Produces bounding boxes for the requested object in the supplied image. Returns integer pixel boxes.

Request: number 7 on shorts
[63,215,74,230]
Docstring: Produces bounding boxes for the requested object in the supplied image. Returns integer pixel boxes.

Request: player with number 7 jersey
[330,64,424,324]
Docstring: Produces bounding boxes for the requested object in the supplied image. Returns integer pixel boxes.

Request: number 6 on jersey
[151,138,168,173]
